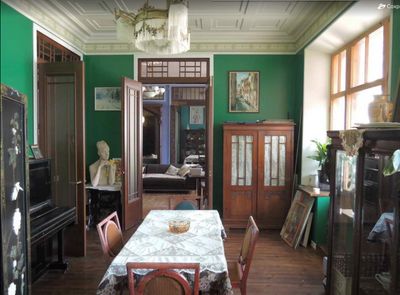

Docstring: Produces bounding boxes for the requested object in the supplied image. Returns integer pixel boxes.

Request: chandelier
[115,0,190,55]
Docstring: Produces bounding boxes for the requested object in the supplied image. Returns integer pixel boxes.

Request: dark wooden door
[257,125,294,229]
[121,77,143,230]
[206,78,214,209]
[38,62,86,256]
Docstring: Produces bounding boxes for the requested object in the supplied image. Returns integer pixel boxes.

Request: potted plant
[308,139,331,189]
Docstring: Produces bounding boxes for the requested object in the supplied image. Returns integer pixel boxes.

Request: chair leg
[240,284,246,295]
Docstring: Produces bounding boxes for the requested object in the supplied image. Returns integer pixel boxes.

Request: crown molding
[83,41,298,54]
[3,0,86,53]
[295,1,354,51]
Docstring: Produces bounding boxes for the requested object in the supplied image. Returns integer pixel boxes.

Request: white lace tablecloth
[97,210,232,295]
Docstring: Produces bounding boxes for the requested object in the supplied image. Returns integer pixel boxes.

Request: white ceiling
[4,0,381,54]
[309,0,391,53]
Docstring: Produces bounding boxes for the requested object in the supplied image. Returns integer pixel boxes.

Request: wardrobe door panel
[223,129,257,228]
[257,128,293,229]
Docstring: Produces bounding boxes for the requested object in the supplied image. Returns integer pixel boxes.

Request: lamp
[115,0,190,54]
[142,85,166,98]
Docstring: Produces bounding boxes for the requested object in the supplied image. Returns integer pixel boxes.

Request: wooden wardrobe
[223,122,294,229]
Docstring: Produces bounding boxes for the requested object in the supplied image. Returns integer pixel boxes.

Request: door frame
[135,57,214,209]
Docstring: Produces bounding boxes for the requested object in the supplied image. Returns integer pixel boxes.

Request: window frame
[330,18,390,129]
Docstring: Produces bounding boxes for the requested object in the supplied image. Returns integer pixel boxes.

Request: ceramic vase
[368,95,393,122]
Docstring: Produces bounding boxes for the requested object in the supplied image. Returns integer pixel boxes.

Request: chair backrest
[126,262,200,295]
[238,216,259,285]
[174,201,197,210]
[97,211,123,258]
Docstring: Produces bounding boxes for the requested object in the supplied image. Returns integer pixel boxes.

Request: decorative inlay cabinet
[326,129,400,295]
[223,122,294,229]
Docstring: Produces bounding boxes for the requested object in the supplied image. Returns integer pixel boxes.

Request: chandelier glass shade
[115,0,190,54]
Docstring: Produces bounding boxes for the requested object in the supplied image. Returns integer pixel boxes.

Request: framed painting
[229,71,259,113]
[189,106,204,124]
[280,190,315,248]
[95,87,121,111]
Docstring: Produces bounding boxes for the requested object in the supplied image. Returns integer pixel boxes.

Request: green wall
[84,55,134,179]
[1,2,34,143]
[391,0,400,100]
[213,54,302,212]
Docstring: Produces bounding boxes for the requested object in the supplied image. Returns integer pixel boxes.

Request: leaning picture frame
[280,190,315,248]
[30,145,43,159]
[94,87,121,111]
[229,71,259,113]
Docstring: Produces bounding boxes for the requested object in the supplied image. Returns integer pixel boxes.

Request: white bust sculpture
[89,140,116,187]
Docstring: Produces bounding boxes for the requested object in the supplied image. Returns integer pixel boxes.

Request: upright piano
[29,159,76,282]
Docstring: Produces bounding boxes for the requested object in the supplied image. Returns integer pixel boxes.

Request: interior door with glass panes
[257,129,293,228]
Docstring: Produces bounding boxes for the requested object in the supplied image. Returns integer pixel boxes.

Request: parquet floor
[32,225,325,295]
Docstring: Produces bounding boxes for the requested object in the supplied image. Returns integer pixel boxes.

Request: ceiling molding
[295,1,354,51]
[83,41,297,54]
[3,0,86,52]
[3,0,353,55]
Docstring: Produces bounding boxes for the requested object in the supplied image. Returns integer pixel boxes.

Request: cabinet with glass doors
[326,129,400,295]
[223,122,294,229]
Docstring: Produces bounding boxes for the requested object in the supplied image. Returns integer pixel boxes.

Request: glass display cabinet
[326,129,400,295]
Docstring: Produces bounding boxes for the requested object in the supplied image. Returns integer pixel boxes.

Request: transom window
[330,19,389,129]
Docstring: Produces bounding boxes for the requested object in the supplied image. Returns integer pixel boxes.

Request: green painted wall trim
[213,54,303,213]
[391,0,400,100]
[1,2,34,143]
[84,55,134,180]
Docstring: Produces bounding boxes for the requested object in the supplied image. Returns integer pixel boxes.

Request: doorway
[138,58,213,210]
[36,31,86,256]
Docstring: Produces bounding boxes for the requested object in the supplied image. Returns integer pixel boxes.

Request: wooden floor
[32,225,325,295]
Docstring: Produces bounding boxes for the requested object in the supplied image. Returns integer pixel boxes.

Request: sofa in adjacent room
[142,164,196,192]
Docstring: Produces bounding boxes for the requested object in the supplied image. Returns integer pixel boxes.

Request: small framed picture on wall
[189,106,204,124]
[94,87,121,111]
[229,71,259,113]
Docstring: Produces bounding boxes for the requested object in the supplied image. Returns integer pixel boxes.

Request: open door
[206,77,214,209]
[121,77,143,230]
[38,62,86,256]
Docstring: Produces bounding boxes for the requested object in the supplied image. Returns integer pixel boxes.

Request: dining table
[96,210,233,295]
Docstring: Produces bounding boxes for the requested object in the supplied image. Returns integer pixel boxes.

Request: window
[330,20,389,129]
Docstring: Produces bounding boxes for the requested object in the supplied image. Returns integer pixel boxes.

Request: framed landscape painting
[95,87,121,111]
[229,71,259,112]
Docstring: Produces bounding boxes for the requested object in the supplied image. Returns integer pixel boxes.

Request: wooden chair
[227,216,259,295]
[126,262,200,295]
[96,211,123,259]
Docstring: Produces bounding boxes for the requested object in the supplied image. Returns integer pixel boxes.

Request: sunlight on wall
[301,49,330,185]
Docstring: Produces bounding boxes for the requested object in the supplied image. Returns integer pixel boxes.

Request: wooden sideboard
[223,122,294,229]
